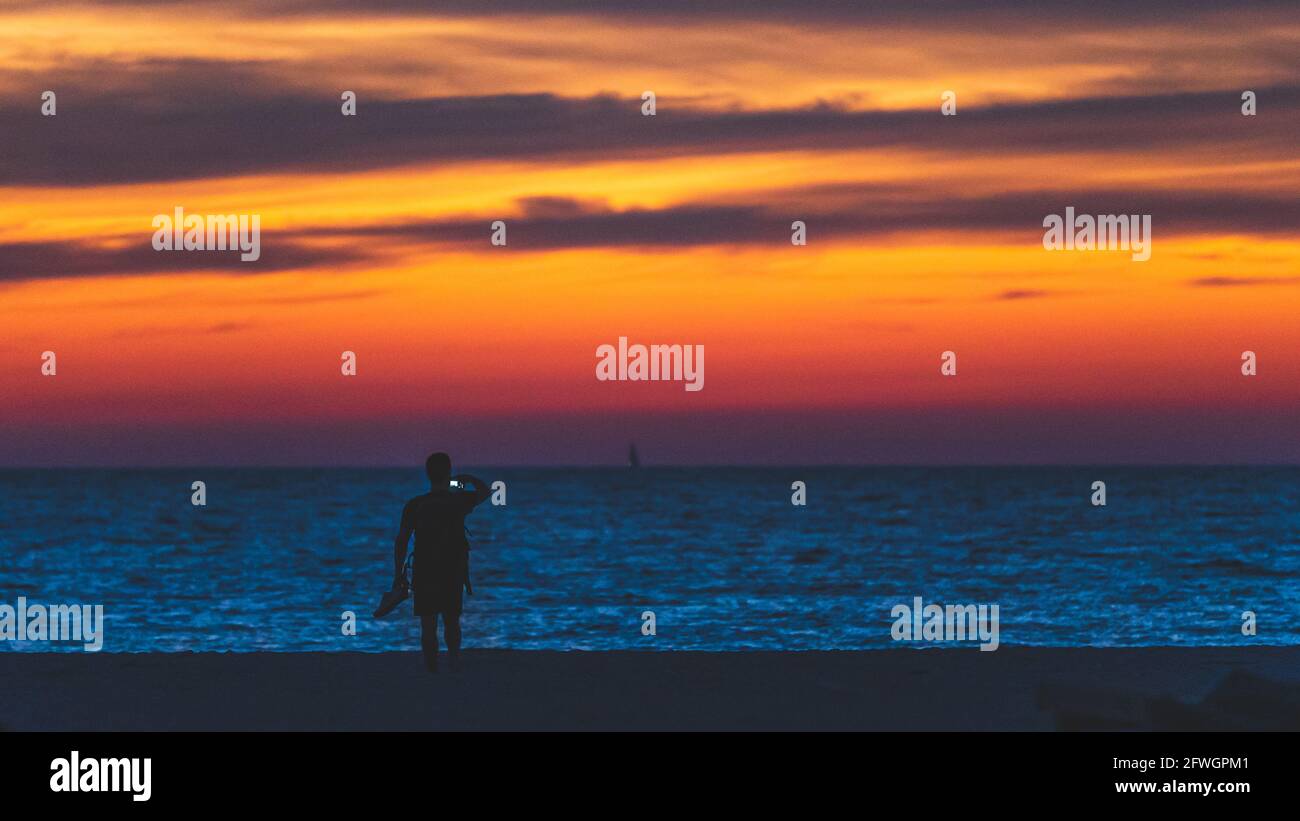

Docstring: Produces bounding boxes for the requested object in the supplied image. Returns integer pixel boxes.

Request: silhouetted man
[394,453,491,672]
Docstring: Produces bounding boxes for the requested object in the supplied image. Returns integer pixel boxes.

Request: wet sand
[3,647,1298,731]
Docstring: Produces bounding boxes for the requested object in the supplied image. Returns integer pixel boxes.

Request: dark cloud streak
[308,187,1300,250]
[0,239,365,282]
[1,182,1294,284]
[1,75,1296,186]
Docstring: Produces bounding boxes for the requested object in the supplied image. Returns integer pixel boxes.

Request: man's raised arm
[455,474,493,508]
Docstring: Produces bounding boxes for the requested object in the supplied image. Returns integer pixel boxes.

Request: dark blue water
[1,467,1296,652]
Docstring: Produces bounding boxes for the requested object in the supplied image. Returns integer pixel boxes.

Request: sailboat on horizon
[627,443,640,469]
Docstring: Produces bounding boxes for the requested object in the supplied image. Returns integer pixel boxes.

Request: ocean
[1,467,1296,652]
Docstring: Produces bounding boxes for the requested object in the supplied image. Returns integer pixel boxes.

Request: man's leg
[444,611,462,665]
[420,614,440,672]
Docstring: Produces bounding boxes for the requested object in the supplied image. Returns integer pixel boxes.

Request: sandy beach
[3,647,1299,731]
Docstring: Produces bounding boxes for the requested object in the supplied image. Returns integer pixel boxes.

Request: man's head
[425,452,452,484]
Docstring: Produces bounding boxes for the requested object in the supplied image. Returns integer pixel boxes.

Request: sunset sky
[1,0,1297,465]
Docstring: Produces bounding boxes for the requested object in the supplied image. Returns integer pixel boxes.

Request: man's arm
[393,527,412,584]
[393,503,413,587]
[454,474,493,508]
